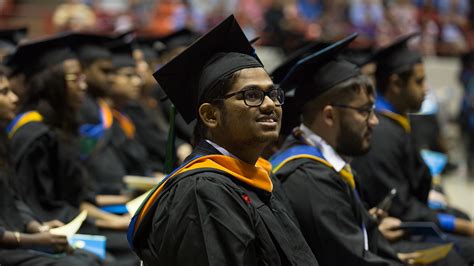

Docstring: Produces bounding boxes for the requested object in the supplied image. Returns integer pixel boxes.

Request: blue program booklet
[399,222,449,243]
[69,234,107,260]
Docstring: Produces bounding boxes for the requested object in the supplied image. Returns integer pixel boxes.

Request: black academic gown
[0,173,100,266]
[135,140,318,266]
[9,121,89,223]
[79,94,127,194]
[109,119,151,176]
[274,136,402,266]
[352,113,438,223]
[9,120,141,265]
[123,101,167,172]
[409,114,441,152]
[352,112,474,264]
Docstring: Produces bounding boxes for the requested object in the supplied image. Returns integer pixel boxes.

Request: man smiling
[128,15,318,266]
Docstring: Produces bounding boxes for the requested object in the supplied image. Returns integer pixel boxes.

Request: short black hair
[192,71,240,144]
[302,74,375,124]
[375,65,414,95]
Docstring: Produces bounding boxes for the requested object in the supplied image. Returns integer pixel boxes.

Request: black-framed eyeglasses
[217,87,285,107]
[331,104,376,119]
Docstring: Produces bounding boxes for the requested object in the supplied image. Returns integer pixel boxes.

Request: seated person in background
[8,33,130,230]
[0,66,100,265]
[6,34,140,265]
[128,34,192,167]
[108,39,165,176]
[352,33,474,264]
[271,33,467,266]
[72,33,128,196]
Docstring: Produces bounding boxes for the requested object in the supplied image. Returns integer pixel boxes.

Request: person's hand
[31,232,71,253]
[154,172,165,179]
[96,215,131,231]
[378,216,404,242]
[43,220,64,229]
[428,189,448,206]
[369,207,388,220]
[398,252,422,265]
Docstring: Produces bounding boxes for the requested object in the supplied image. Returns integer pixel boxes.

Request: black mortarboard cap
[159,28,199,51]
[271,41,331,84]
[135,36,161,60]
[373,32,422,74]
[109,40,136,68]
[280,33,359,101]
[0,27,28,64]
[69,32,113,63]
[340,45,374,67]
[0,27,28,48]
[6,32,76,76]
[278,33,360,135]
[153,15,263,123]
[109,30,137,68]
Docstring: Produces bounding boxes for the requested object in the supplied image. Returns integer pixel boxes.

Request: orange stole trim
[272,154,355,189]
[380,111,411,133]
[98,98,113,129]
[134,155,273,231]
[112,110,136,139]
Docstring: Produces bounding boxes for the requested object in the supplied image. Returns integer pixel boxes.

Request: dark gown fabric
[0,249,99,266]
[0,173,33,235]
[9,121,88,223]
[110,118,151,175]
[79,95,127,194]
[9,120,140,265]
[0,172,100,266]
[123,101,167,172]
[409,114,441,152]
[410,114,471,220]
[352,112,474,264]
[134,141,318,266]
[273,136,402,266]
[352,113,438,223]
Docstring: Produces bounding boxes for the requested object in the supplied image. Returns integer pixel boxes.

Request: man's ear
[389,73,401,95]
[198,103,220,129]
[321,105,336,127]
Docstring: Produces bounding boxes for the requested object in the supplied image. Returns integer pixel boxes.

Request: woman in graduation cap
[7,33,142,265]
[0,66,101,265]
[7,33,133,229]
[129,15,318,265]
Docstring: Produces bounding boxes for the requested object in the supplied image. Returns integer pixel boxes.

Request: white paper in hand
[50,210,88,238]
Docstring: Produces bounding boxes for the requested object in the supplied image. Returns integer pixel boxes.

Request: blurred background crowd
[0,0,474,56]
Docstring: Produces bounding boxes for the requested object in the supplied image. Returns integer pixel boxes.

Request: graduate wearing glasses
[129,15,318,266]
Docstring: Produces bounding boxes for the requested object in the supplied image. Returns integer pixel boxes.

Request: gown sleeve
[280,162,401,266]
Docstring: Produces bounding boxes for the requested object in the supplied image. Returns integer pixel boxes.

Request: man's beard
[335,118,371,157]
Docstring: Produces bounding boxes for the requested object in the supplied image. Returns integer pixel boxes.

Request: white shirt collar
[299,124,348,172]
[205,139,238,159]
